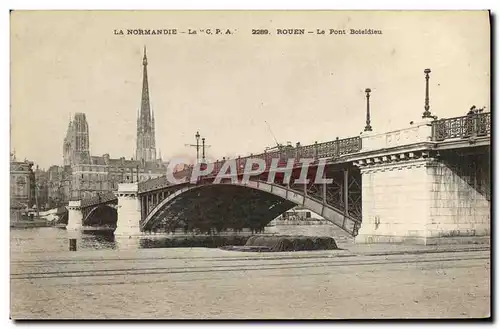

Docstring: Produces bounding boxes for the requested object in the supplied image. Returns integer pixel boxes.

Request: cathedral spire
[136,46,156,162]
[140,45,151,125]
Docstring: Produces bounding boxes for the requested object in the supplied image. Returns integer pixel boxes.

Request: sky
[10,10,490,169]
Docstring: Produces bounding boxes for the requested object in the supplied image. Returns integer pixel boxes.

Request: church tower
[63,113,91,166]
[135,46,157,162]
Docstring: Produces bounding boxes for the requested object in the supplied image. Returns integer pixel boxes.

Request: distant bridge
[67,191,118,229]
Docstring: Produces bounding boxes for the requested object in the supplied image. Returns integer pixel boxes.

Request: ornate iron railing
[432,112,491,141]
[138,135,362,193]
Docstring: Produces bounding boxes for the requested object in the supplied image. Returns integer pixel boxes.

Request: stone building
[34,166,49,210]
[46,165,72,208]
[10,152,35,210]
[61,47,167,200]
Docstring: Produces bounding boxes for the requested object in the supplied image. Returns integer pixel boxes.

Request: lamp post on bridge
[195,131,200,161]
[185,131,201,163]
[202,138,205,162]
[185,131,211,164]
[423,68,432,119]
[364,88,372,132]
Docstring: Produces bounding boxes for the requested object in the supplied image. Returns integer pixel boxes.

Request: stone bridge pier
[114,183,142,236]
[353,119,490,244]
[66,200,83,231]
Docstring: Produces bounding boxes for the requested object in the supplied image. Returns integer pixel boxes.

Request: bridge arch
[83,204,118,227]
[141,180,360,236]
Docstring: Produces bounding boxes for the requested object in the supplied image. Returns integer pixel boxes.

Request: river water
[10,222,354,254]
[10,227,250,253]
[11,227,117,254]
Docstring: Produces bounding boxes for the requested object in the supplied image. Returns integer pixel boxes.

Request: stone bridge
[66,191,118,230]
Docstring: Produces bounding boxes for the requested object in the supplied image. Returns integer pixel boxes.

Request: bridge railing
[432,112,491,141]
[79,191,117,208]
[138,135,362,193]
[137,175,171,193]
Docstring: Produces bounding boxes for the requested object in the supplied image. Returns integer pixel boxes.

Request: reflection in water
[10,227,249,253]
